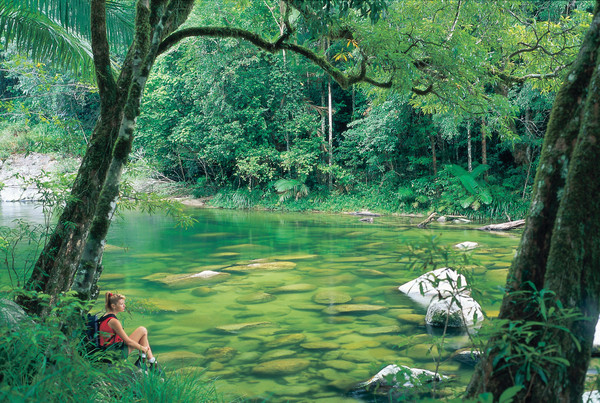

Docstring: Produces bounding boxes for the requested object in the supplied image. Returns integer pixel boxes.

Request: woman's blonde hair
[105,291,125,311]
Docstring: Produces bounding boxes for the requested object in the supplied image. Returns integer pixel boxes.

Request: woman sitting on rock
[99,291,157,368]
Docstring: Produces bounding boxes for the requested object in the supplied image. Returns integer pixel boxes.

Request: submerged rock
[359,325,401,335]
[251,358,311,376]
[301,341,340,350]
[270,283,317,293]
[143,270,230,288]
[224,261,297,272]
[143,299,195,314]
[266,333,306,348]
[398,267,468,307]
[235,292,276,304]
[313,290,352,305]
[204,346,237,362]
[215,321,271,333]
[356,269,387,277]
[260,349,297,361]
[159,350,205,367]
[425,294,484,328]
[324,359,356,371]
[323,304,388,315]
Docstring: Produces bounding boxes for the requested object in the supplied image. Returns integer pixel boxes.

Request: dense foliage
[0,1,592,221]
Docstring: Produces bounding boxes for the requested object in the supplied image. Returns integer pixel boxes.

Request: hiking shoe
[134,356,146,370]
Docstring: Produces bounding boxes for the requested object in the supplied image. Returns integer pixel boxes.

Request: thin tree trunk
[481,121,487,181]
[328,74,333,189]
[430,135,437,175]
[467,125,472,172]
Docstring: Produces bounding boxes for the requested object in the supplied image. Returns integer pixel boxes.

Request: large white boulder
[593,316,600,354]
[425,294,484,328]
[359,364,446,390]
[398,268,468,307]
[583,390,600,403]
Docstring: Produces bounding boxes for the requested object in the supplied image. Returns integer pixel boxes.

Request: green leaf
[498,386,523,403]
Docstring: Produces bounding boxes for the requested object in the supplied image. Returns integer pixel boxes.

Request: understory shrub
[0,292,225,402]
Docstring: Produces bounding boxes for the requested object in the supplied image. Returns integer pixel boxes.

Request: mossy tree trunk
[21,0,196,314]
[467,1,600,400]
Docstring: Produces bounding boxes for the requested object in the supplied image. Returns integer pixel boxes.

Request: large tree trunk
[467,2,600,399]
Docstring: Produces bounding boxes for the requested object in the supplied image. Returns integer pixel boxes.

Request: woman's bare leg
[128,326,154,360]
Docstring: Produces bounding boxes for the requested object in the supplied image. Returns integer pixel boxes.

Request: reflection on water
[1,204,521,402]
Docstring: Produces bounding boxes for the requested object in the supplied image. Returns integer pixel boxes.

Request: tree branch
[445,0,462,42]
[91,0,117,107]
[157,26,390,89]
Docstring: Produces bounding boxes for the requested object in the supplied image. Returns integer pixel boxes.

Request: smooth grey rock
[451,348,481,366]
[0,298,30,327]
[454,241,478,250]
[359,364,447,390]
[425,294,483,328]
[251,358,310,376]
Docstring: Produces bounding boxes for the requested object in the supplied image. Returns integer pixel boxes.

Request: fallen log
[477,219,525,231]
[417,212,438,228]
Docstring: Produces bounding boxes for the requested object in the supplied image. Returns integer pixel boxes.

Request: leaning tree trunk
[22,0,195,315]
[72,0,184,300]
[466,2,600,399]
[19,0,133,315]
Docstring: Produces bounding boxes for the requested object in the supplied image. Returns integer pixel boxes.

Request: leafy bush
[0,292,225,402]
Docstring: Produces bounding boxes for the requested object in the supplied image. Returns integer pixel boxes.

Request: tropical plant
[447,164,492,210]
[274,178,309,202]
[0,0,134,80]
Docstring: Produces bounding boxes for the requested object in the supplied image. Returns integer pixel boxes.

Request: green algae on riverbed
[0,204,520,401]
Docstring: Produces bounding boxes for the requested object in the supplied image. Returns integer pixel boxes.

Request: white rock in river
[359,364,446,389]
[454,241,478,250]
[583,391,600,403]
[593,315,600,354]
[425,294,483,328]
[398,268,468,307]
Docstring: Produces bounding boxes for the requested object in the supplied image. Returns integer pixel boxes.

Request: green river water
[0,203,522,402]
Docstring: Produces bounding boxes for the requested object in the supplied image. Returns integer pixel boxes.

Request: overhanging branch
[157,26,391,89]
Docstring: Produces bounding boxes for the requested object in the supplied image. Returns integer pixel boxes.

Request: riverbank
[0,152,528,222]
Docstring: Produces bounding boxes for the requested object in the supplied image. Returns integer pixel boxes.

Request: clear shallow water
[0,204,521,402]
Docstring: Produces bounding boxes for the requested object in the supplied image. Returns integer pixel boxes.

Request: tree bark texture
[467,2,600,400]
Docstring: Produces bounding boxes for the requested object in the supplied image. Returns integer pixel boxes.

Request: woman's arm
[108,318,149,353]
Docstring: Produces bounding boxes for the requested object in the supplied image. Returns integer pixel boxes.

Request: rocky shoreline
[0,152,196,205]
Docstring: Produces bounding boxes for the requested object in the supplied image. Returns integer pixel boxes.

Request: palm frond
[17,0,133,46]
[274,179,309,202]
[0,6,94,77]
[0,0,133,80]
